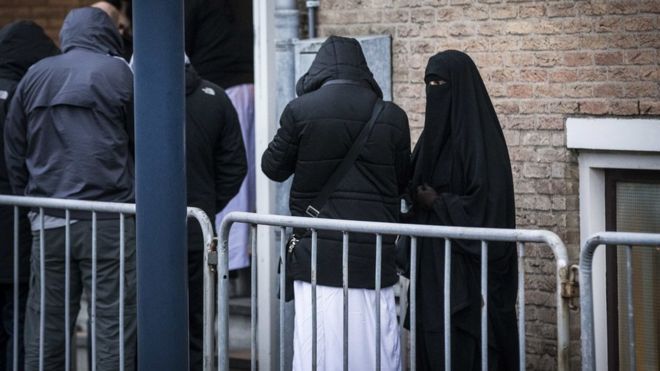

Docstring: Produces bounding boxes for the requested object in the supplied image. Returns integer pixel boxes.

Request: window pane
[616,182,660,370]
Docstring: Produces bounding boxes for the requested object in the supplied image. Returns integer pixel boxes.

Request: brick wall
[318,0,659,369]
[0,0,88,43]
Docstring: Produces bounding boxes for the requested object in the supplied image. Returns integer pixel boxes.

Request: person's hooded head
[295,35,382,98]
[0,20,60,81]
[60,7,123,57]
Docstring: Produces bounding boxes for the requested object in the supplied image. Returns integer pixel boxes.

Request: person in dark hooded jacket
[0,20,59,371]
[3,7,136,371]
[408,50,518,371]
[183,56,247,371]
[262,36,410,371]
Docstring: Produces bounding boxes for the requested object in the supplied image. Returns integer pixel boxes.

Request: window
[605,169,660,370]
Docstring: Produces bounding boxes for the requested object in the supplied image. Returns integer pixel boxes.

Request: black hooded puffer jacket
[3,8,134,219]
[0,20,59,283]
[262,36,411,289]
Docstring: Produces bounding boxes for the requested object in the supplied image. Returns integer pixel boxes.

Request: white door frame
[567,117,660,371]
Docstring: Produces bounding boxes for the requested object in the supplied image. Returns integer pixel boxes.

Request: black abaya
[411,50,519,371]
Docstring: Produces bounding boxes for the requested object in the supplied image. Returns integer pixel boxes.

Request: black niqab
[411,50,519,371]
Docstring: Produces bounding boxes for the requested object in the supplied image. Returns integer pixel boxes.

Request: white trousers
[293,281,402,371]
[215,83,255,270]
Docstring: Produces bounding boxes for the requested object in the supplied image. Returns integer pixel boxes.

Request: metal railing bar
[279,227,286,371]
[311,229,318,371]
[179,208,215,371]
[218,212,572,371]
[579,232,660,371]
[12,206,19,371]
[517,242,525,371]
[624,245,635,371]
[216,212,565,248]
[91,212,97,371]
[185,208,215,371]
[375,234,382,371]
[38,208,45,371]
[481,241,488,371]
[119,213,126,371]
[444,238,451,370]
[410,236,417,371]
[217,221,229,371]
[250,224,258,371]
[0,195,135,214]
[65,210,71,371]
[342,231,349,371]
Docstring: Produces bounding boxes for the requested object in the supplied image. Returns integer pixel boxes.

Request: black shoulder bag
[282,99,385,300]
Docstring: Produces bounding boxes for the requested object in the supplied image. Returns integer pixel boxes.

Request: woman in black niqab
[410,50,519,371]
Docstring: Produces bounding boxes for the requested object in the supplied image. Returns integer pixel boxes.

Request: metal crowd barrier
[579,231,660,371]
[0,195,214,371]
[209,211,572,371]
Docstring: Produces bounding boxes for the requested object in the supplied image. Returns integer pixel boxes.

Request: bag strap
[305,99,385,218]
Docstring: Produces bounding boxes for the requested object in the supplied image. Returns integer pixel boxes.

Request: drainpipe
[306,1,319,38]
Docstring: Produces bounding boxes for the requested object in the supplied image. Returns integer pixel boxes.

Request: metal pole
[132,0,188,369]
[306,1,319,38]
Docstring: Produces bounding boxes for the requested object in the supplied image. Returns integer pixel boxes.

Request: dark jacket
[184,63,247,249]
[185,0,253,89]
[0,20,59,283]
[262,36,411,289]
[3,8,134,219]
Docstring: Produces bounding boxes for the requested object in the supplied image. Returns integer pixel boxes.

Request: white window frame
[567,117,660,371]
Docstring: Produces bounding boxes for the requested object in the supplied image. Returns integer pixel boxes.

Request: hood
[60,7,123,56]
[0,20,60,81]
[295,36,382,98]
[185,63,202,96]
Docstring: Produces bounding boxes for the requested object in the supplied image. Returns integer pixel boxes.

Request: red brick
[448,23,474,37]
[595,16,624,33]
[547,100,579,114]
[536,52,561,67]
[564,52,593,67]
[625,15,656,31]
[519,4,546,18]
[638,1,660,14]
[624,50,657,65]
[549,69,577,83]
[410,7,435,23]
[640,101,660,115]
[520,69,548,83]
[538,116,565,130]
[608,66,642,81]
[396,24,421,38]
[595,51,624,66]
[546,3,576,18]
[622,82,658,98]
[508,84,534,98]
[436,7,462,22]
[564,84,593,98]
[638,33,660,48]
[535,84,563,98]
[464,5,489,21]
[610,100,640,115]
[593,83,624,98]
[478,22,502,36]
[578,101,609,115]
[383,9,410,23]
[491,5,518,20]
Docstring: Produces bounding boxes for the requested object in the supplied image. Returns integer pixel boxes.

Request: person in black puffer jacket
[262,36,410,371]
[183,56,247,371]
[0,20,59,371]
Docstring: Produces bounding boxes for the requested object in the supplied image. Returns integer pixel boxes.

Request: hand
[415,184,438,210]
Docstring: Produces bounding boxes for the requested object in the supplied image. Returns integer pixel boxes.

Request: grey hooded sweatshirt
[3,7,134,219]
